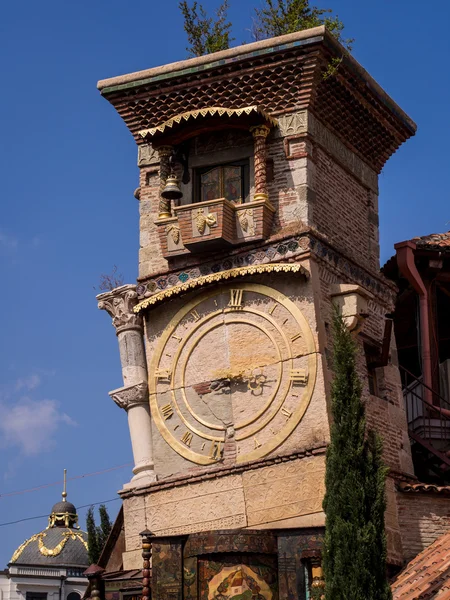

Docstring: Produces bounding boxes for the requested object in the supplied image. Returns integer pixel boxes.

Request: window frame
[194,159,250,205]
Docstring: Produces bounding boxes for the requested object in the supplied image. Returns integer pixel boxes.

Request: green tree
[86,504,112,565]
[179,0,234,57]
[252,0,351,48]
[322,309,391,600]
[86,506,100,564]
[97,504,113,550]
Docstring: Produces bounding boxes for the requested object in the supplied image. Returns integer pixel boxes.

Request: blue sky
[0,0,449,567]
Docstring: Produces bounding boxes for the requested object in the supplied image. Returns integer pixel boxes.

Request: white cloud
[0,398,76,456]
[15,374,41,391]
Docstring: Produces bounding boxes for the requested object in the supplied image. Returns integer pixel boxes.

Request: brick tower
[97,26,416,599]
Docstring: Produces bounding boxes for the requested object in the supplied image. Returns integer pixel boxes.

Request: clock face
[149,282,317,464]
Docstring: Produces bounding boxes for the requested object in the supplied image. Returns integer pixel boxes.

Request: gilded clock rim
[148,282,317,465]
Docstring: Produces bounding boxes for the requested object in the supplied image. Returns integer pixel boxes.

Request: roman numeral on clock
[155,368,171,381]
[181,431,193,447]
[281,407,292,419]
[228,289,244,308]
[291,333,301,342]
[161,403,174,420]
[191,309,201,322]
[209,441,221,460]
[290,369,308,384]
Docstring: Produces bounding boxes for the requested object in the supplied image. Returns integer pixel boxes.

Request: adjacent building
[0,491,89,600]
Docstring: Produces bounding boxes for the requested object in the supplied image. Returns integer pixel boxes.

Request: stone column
[157,145,173,219]
[97,284,157,488]
[250,124,270,201]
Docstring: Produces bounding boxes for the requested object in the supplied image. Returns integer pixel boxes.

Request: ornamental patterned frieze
[135,233,395,309]
[277,111,308,137]
[184,530,277,557]
[310,237,395,306]
[136,236,310,299]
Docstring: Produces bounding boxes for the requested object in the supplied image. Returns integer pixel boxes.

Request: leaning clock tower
[97,26,416,599]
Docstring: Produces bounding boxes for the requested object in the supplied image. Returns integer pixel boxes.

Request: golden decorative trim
[11,534,41,563]
[237,208,254,234]
[10,530,88,563]
[134,263,307,313]
[195,208,217,234]
[166,223,180,244]
[138,106,278,139]
[250,124,271,139]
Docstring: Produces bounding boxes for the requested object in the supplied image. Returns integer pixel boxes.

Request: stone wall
[121,452,326,569]
[143,268,330,478]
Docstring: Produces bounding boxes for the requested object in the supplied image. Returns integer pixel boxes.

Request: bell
[161,174,183,201]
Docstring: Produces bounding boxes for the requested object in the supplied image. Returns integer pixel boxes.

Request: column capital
[109,382,148,411]
[157,144,173,158]
[97,284,142,334]
[250,124,271,139]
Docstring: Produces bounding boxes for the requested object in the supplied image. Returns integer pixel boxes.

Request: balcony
[156,197,275,257]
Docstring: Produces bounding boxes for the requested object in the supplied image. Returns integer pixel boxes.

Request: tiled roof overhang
[413,231,450,251]
[397,481,450,494]
[392,531,450,599]
[98,26,416,173]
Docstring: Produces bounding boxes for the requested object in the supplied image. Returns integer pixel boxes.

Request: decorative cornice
[109,382,148,411]
[120,444,327,499]
[134,263,308,313]
[97,284,142,334]
[139,106,278,139]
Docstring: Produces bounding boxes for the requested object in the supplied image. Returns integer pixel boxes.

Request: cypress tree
[322,309,391,600]
[86,506,100,564]
[98,504,112,550]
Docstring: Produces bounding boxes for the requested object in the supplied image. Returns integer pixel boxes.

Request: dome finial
[62,468,67,501]
[48,470,79,529]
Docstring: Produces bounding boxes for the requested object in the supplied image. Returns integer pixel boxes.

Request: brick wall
[313,146,378,272]
[136,114,382,281]
[315,258,413,475]
[397,492,450,561]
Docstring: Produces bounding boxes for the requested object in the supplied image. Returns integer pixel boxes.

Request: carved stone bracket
[330,283,372,333]
[109,381,148,411]
[97,284,142,334]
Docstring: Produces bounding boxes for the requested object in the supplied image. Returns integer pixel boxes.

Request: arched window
[67,592,81,600]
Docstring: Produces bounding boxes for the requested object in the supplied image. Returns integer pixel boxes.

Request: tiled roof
[413,232,450,250]
[392,531,450,599]
[398,482,450,495]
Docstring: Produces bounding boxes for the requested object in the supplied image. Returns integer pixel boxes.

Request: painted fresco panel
[199,555,278,600]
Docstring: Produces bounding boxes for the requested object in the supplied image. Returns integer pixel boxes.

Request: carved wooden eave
[133,262,308,313]
[138,105,278,146]
[97,26,416,174]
